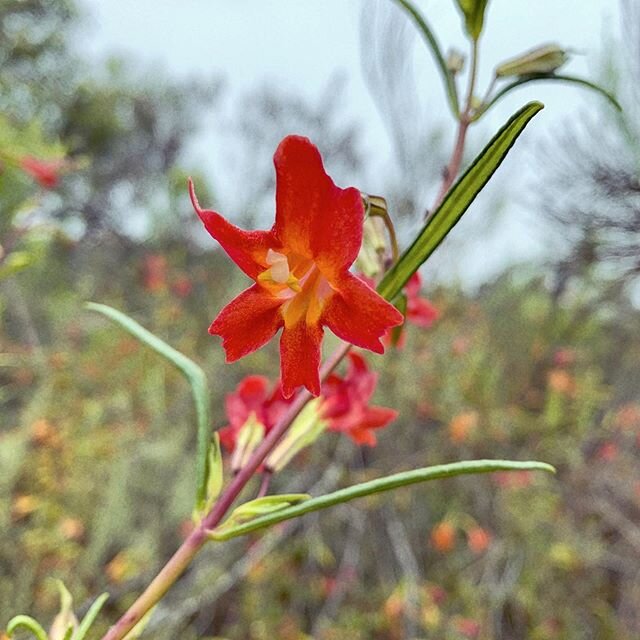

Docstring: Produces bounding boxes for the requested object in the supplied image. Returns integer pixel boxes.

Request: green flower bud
[446,48,465,75]
[454,0,489,40]
[495,44,568,78]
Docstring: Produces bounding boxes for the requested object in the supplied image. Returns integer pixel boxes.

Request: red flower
[378,272,439,348]
[20,155,64,189]
[219,375,291,452]
[405,272,439,327]
[320,352,397,446]
[190,135,403,398]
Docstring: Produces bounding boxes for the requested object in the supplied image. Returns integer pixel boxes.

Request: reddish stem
[430,38,479,213]
[431,118,470,211]
[101,42,481,637]
[256,471,273,498]
[102,343,350,640]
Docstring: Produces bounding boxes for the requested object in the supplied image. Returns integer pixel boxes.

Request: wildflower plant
[5,1,620,638]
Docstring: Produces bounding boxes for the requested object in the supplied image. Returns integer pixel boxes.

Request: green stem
[392,0,460,117]
[476,73,621,119]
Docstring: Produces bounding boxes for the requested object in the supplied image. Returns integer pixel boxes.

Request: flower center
[258,249,302,294]
[257,249,333,327]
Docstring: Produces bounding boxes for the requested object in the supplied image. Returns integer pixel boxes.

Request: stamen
[266,249,286,265]
[265,249,290,284]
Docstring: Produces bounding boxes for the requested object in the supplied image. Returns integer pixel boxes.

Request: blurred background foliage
[1,0,640,639]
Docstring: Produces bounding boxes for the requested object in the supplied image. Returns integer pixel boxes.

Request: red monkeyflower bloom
[321,352,397,446]
[370,272,438,348]
[189,135,403,398]
[19,155,64,189]
[405,272,439,327]
[219,375,291,452]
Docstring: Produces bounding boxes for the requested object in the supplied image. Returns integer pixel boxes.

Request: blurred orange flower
[449,410,479,443]
[467,526,491,554]
[547,369,575,395]
[431,521,456,552]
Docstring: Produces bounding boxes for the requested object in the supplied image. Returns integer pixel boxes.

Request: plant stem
[256,471,273,498]
[101,42,482,640]
[102,342,351,640]
[431,38,479,212]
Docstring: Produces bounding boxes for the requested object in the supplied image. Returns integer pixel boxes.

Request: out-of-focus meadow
[2,1,640,639]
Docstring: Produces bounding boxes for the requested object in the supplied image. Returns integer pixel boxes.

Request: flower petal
[189,179,275,279]
[348,428,377,446]
[407,297,440,327]
[237,375,270,404]
[210,284,283,362]
[279,319,323,398]
[323,273,404,353]
[405,272,422,299]
[225,375,270,429]
[273,136,363,273]
[342,407,398,446]
[358,406,398,432]
[312,186,364,278]
[218,425,237,451]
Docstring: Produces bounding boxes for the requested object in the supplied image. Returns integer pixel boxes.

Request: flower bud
[430,521,456,552]
[446,48,465,75]
[265,399,326,472]
[495,44,568,78]
[356,215,387,278]
[455,0,489,40]
[231,413,265,473]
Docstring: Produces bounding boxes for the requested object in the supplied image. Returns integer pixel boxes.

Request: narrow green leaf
[208,459,554,541]
[212,494,311,538]
[86,302,211,512]
[6,615,48,640]
[478,74,621,118]
[72,592,109,640]
[391,0,460,116]
[377,101,543,301]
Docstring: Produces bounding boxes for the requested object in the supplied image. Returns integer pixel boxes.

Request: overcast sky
[77,0,621,285]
